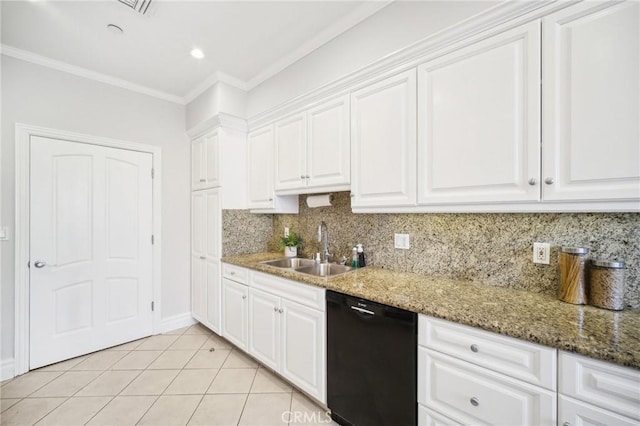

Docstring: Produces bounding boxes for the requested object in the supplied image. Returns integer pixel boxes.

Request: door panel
[542,1,640,201]
[30,136,153,369]
[247,126,275,209]
[275,113,306,191]
[248,288,280,371]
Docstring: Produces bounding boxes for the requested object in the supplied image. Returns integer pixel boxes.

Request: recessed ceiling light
[190,48,205,59]
[107,24,124,35]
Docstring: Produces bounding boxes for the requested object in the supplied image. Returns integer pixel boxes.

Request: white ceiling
[1,0,390,103]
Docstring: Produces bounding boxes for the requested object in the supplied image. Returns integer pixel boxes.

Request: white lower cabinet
[418,315,556,426]
[559,395,638,426]
[222,265,326,404]
[221,278,248,351]
[559,351,640,424]
[419,348,556,426]
[248,271,326,404]
[280,298,325,402]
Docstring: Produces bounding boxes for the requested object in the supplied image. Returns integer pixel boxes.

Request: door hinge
[151,235,154,245]
[151,301,155,311]
[151,168,155,179]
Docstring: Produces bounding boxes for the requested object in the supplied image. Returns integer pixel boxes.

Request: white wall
[1,56,191,368]
[246,0,498,117]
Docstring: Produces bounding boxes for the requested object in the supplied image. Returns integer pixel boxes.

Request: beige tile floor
[0,324,335,426]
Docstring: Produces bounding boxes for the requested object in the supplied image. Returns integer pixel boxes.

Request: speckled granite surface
[270,192,640,309]
[222,210,273,256]
[222,252,640,370]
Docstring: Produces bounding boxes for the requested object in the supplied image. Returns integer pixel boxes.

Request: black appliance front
[326,290,417,426]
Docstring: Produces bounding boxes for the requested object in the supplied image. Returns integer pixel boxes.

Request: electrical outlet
[394,233,410,250]
[284,227,290,238]
[533,242,550,264]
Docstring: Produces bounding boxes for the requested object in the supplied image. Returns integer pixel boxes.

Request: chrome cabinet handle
[242,295,247,300]
[470,397,479,407]
[268,198,273,201]
[305,175,310,179]
[562,422,572,426]
[528,178,536,186]
[274,307,278,312]
[350,193,355,198]
[34,261,46,268]
[199,178,206,182]
[300,175,305,179]
[279,308,283,313]
[470,344,479,353]
[200,256,206,260]
[544,177,554,185]
[230,271,236,275]
[350,306,374,316]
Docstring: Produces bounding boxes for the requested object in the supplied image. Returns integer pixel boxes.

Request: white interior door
[30,136,154,369]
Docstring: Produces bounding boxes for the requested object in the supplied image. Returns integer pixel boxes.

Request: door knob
[544,177,554,185]
[34,261,46,268]
[528,178,537,186]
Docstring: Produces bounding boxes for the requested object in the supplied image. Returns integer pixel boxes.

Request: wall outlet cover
[284,227,289,238]
[394,233,410,250]
[533,242,550,264]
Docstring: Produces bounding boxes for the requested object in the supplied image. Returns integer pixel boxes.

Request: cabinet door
[204,131,220,188]
[191,137,206,190]
[351,70,417,207]
[248,288,281,371]
[542,1,640,202]
[191,256,206,323]
[307,95,350,190]
[205,258,221,333]
[559,395,639,426]
[280,299,326,404]
[274,113,307,191]
[204,189,220,259]
[222,278,248,351]
[247,126,275,209]
[191,191,206,322]
[417,22,541,204]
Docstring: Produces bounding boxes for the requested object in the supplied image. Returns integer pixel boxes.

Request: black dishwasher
[326,290,417,426]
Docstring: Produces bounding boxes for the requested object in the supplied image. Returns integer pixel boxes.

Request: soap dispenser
[356,244,366,267]
[351,247,359,269]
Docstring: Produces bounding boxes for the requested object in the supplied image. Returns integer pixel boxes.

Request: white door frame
[14,123,163,376]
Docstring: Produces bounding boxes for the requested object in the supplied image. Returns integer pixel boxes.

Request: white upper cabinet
[417,21,541,204]
[248,125,298,213]
[307,96,350,190]
[248,125,276,209]
[191,130,220,190]
[274,112,307,191]
[351,70,417,208]
[273,96,351,194]
[542,1,640,202]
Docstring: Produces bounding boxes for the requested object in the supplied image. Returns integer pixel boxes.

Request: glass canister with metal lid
[589,259,626,311]
[558,247,589,304]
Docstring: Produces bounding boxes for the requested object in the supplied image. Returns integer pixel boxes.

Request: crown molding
[243,0,393,91]
[183,71,250,105]
[1,44,185,105]
[247,0,574,129]
[186,112,247,139]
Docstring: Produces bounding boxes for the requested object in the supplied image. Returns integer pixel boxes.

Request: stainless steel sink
[261,258,317,269]
[295,263,353,277]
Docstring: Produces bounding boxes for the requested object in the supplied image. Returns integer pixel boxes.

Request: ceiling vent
[117,0,152,15]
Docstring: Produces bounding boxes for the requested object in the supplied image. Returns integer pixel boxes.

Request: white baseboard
[1,358,15,380]
[160,312,197,334]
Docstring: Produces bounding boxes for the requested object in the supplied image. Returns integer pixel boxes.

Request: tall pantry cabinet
[191,119,248,334]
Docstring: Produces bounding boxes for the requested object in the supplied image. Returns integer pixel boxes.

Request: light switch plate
[394,233,410,250]
[533,242,550,264]
[0,227,8,241]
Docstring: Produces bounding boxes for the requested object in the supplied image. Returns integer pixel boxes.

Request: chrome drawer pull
[350,306,375,316]
[470,344,479,353]
[470,397,479,407]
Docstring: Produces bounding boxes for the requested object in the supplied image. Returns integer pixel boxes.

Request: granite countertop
[222,252,640,370]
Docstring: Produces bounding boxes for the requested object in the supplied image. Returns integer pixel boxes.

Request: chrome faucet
[317,221,332,263]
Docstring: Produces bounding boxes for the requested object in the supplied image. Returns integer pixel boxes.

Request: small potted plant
[278,231,303,257]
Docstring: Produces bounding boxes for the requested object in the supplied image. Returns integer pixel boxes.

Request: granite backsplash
[223,191,640,309]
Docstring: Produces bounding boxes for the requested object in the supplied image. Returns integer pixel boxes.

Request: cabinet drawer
[418,348,556,426]
[559,351,640,420]
[222,263,248,284]
[249,271,325,311]
[559,395,638,426]
[418,404,462,426]
[419,316,556,390]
